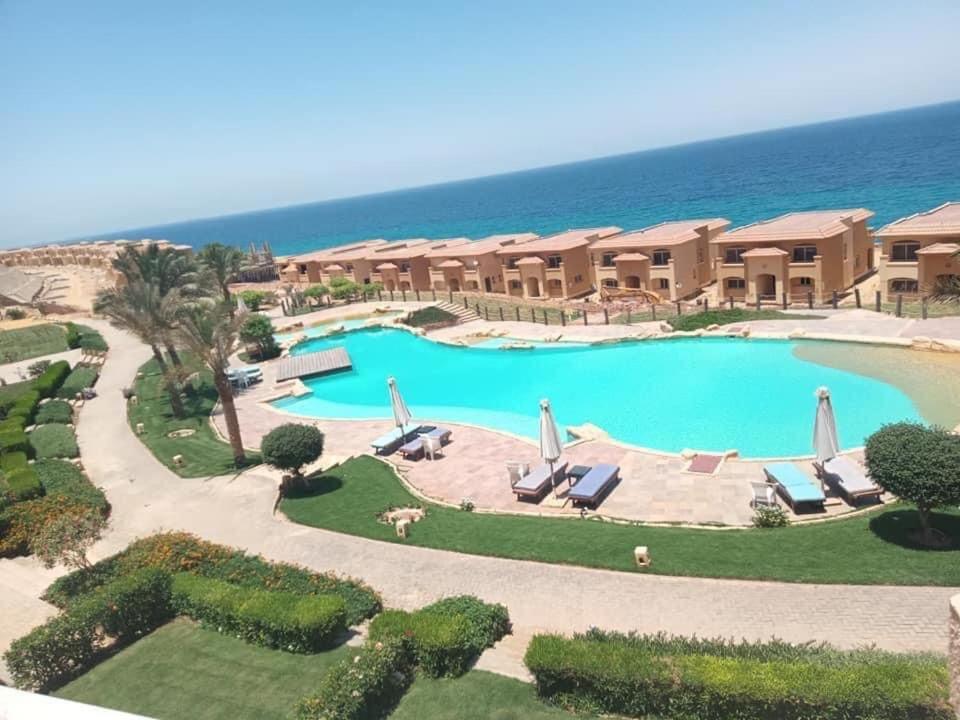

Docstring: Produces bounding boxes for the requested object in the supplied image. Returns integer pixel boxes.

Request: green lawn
[0,324,69,363]
[128,358,260,477]
[281,456,960,586]
[56,619,350,720]
[390,670,593,720]
[667,308,824,331]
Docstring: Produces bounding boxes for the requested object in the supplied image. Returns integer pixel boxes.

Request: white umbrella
[236,296,249,315]
[813,386,840,485]
[387,376,412,431]
[539,398,564,498]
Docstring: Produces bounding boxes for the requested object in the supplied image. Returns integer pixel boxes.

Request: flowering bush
[752,505,790,528]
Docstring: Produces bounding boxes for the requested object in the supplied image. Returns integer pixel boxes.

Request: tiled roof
[613,252,650,262]
[496,227,622,254]
[877,203,960,237]
[324,263,344,271]
[741,247,789,258]
[515,256,545,265]
[369,238,470,261]
[592,219,730,250]
[427,232,538,258]
[915,242,960,255]
[375,262,399,270]
[715,209,874,244]
[292,239,386,264]
[435,259,464,268]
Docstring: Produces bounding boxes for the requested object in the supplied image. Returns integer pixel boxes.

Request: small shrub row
[66,323,108,353]
[295,638,413,720]
[0,451,42,504]
[171,572,347,652]
[6,390,40,426]
[57,366,99,399]
[33,360,70,399]
[524,631,953,720]
[35,459,108,514]
[3,568,173,691]
[0,429,31,457]
[35,399,73,425]
[43,532,381,624]
[367,595,510,678]
[29,424,79,459]
[0,495,86,558]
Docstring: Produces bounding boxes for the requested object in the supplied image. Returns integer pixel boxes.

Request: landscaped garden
[0,323,70,363]
[280,455,960,586]
[666,307,823,331]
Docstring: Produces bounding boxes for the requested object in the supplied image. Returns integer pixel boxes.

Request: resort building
[588,219,730,301]
[368,238,472,292]
[0,238,191,271]
[496,227,622,299]
[712,209,875,304]
[425,233,538,294]
[876,202,960,301]
[278,239,387,286]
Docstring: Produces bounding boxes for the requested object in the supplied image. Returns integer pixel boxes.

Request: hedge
[33,360,70,399]
[3,467,43,503]
[35,459,108,514]
[35,399,73,425]
[6,390,40,425]
[0,429,31,456]
[29,424,79,459]
[43,532,381,624]
[56,366,99,399]
[524,632,953,720]
[0,416,26,433]
[295,638,413,720]
[171,572,347,652]
[66,323,108,353]
[4,568,173,691]
[0,495,85,558]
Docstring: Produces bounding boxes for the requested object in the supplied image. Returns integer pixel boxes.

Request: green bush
[35,400,73,425]
[0,429,31,456]
[423,595,510,650]
[1,450,29,473]
[261,423,325,475]
[0,495,84,558]
[33,360,71,399]
[57,366,99,399]
[238,290,269,311]
[405,306,458,328]
[65,322,81,349]
[27,360,50,378]
[6,307,26,321]
[295,637,413,720]
[0,417,26,434]
[7,390,40,424]
[752,505,790,528]
[3,568,173,691]
[43,532,381,625]
[4,467,43,503]
[29,424,79,459]
[524,632,953,720]
[72,324,108,353]
[35,459,108,514]
[171,572,346,652]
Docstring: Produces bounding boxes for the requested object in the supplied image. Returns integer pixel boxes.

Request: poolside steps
[437,301,482,324]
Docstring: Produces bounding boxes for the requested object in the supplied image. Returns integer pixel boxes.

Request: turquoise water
[465,337,588,350]
[275,312,402,344]
[272,328,922,457]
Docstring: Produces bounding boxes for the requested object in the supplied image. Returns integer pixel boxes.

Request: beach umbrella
[813,386,840,487]
[387,376,412,431]
[539,398,564,498]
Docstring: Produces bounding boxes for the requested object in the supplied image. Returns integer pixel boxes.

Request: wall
[951,593,960,717]
[560,247,593,298]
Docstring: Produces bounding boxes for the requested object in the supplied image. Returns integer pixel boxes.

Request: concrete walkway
[1,315,958,684]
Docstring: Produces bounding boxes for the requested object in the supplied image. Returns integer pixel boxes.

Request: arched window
[891,241,920,262]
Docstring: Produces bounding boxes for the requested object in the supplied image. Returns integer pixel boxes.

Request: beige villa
[588,219,730,301]
[278,239,388,286]
[425,233,538,293]
[876,202,960,301]
[712,209,875,304]
[496,227,621,299]
[367,238,472,292]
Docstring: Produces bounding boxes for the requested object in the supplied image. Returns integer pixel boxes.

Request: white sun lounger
[813,456,883,505]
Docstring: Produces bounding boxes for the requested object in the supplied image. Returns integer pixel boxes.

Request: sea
[82,101,960,257]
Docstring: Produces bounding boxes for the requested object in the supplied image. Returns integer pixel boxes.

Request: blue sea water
[272,329,921,457]
[84,102,960,256]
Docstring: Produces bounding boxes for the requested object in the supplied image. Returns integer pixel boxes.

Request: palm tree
[95,281,186,418]
[197,243,245,313]
[930,267,960,304]
[175,299,247,466]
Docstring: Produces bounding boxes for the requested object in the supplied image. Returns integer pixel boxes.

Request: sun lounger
[567,463,620,508]
[813,456,883,505]
[398,427,452,460]
[512,460,568,501]
[763,462,825,511]
[370,423,421,455]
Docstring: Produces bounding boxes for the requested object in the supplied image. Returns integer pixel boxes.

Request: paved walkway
[1,313,958,684]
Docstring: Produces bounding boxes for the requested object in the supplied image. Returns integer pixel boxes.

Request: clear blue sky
[1,0,958,247]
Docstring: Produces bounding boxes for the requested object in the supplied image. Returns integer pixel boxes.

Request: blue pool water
[272,328,922,457]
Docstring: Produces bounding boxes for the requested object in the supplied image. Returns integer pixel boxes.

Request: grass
[128,357,260,478]
[390,670,594,720]
[667,308,823,331]
[880,301,960,319]
[281,456,960,586]
[405,306,459,327]
[55,619,351,720]
[0,324,69,363]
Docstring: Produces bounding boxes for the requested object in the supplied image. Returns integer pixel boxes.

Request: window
[792,245,818,263]
[797,277,813,286]
[548,279,562,288]
[602,278,618,288]
[725,277,745,290]
[891,241,920,262]
[506,257,518,269]
[573,274,583,283]
[696,247,704,263]
[509,279,522,289]
[546,255,562,269]
[399,262,411,272]
[724,247,746,264]
[601,252,615,268]
[656,278,670,290]
[890,279,918,293]
[345,264,354,272]
[651,249,671,266]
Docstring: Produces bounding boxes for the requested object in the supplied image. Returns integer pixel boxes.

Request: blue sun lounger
[567,463,620,508]
[370,423,422,455]
[763,462,825,511]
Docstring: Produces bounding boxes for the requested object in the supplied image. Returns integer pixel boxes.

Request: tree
[238,289,269,312]
[198,242,245,311]
[175,299,247,466]
[261,423,324,477]
[303,284,329,304]
[930,272,960,304]
[864,422,960,545]
[239,314,280,360]
[328,277,359,300]
[29,505,107,570]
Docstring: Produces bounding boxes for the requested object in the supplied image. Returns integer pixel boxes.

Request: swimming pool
[272,328,923,457]
[274,312,403,344]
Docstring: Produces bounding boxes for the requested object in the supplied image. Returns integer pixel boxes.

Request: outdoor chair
[398,427,451,460]
[567,463,620,508]
[423,434,443,460]
[750,481,777,508]
[506,461,529,487]
[813,456,883,506]
[762,462,825,512]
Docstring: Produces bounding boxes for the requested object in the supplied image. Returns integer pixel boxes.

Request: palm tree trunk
[165,342,182,367]
[223,285,235,317]
[152,344,185,418]
[214,372,246,466]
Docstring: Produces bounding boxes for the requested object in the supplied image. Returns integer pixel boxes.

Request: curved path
[1,317,955,683]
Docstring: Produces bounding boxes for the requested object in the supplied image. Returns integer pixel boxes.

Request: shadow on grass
[868,508,960,550]
[284,474,344,499]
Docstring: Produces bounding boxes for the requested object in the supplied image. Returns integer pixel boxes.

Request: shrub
[239,314,280,361]
[171,572,346,652]
[0,496,87,558]
[43,532,381,624]
[27,360,50,378]
[6,390,40,424]
[329,278,360,300]
[1,450,29,473]
[752,505,790,528]
[405,306,458,328]
[33,360,71,398]
[865,422,960,546]
[35,459,108,513]
[35,399,73,425]
[295,638,413,720]
[57,366,99,399]
[0,416,26,434]
[524,632,953,720]
[238,290,268,311]
[4,466,43,503]
[65,322,81,349]
[0,429,31,456]
[30,504,107,570]
[422,595,510,650]
[261,423,325,476]
[29,424,79,459]
[303,284,329,301]
[6,307,26,320]
[65,323,108,353]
